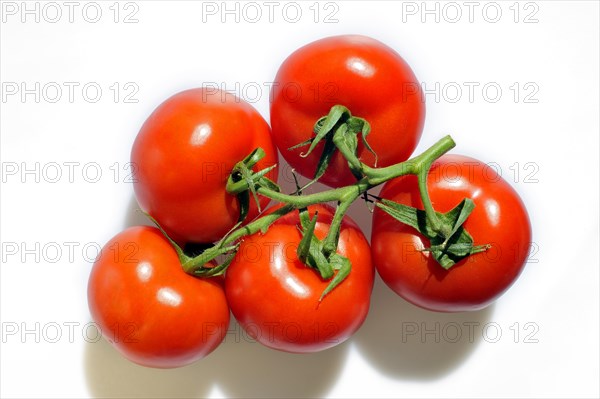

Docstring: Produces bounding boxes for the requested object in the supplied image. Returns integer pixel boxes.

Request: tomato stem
[220,204,296,247]
[321,193,357,257]
[167,109,457,294]
[218,135,455,248]
[363,135,456,237]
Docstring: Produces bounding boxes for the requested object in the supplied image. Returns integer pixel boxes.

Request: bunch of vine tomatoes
[87,35,531,368]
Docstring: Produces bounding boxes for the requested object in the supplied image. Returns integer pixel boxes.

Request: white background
[1,0,599,398]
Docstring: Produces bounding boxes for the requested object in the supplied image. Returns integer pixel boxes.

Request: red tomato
[225,204,374,353]
[132,88,278,245]
[270,35,425,187]
[371,155,532,312]
[87,226,230,368]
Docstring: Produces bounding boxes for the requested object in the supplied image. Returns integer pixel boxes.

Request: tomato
[371,155,532,312]
[270,35,425,187]
[225,204,374,353]
[131,88,278,245]
[87,226,230,368]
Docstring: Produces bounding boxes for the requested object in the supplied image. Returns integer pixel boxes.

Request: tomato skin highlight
[270,35,425,187]
[87,226,230,368]
[225,205,374,353]
[371,155,532,312]
[131,88,278,245]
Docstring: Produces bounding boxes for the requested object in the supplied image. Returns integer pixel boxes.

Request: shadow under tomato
[84,316,348,399]
[84,335,215,398]
[353,276,494,380]
[211,318,349,398]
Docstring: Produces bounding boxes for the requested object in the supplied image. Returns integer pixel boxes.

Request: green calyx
[296,208,352,301]
[143,211,239,276]
[289,105,377,188]
[375,198,491,269]
[226,147,280,222]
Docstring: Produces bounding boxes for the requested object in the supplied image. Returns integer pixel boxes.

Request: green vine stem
[149,104,490,300]
[180,134,456,275]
